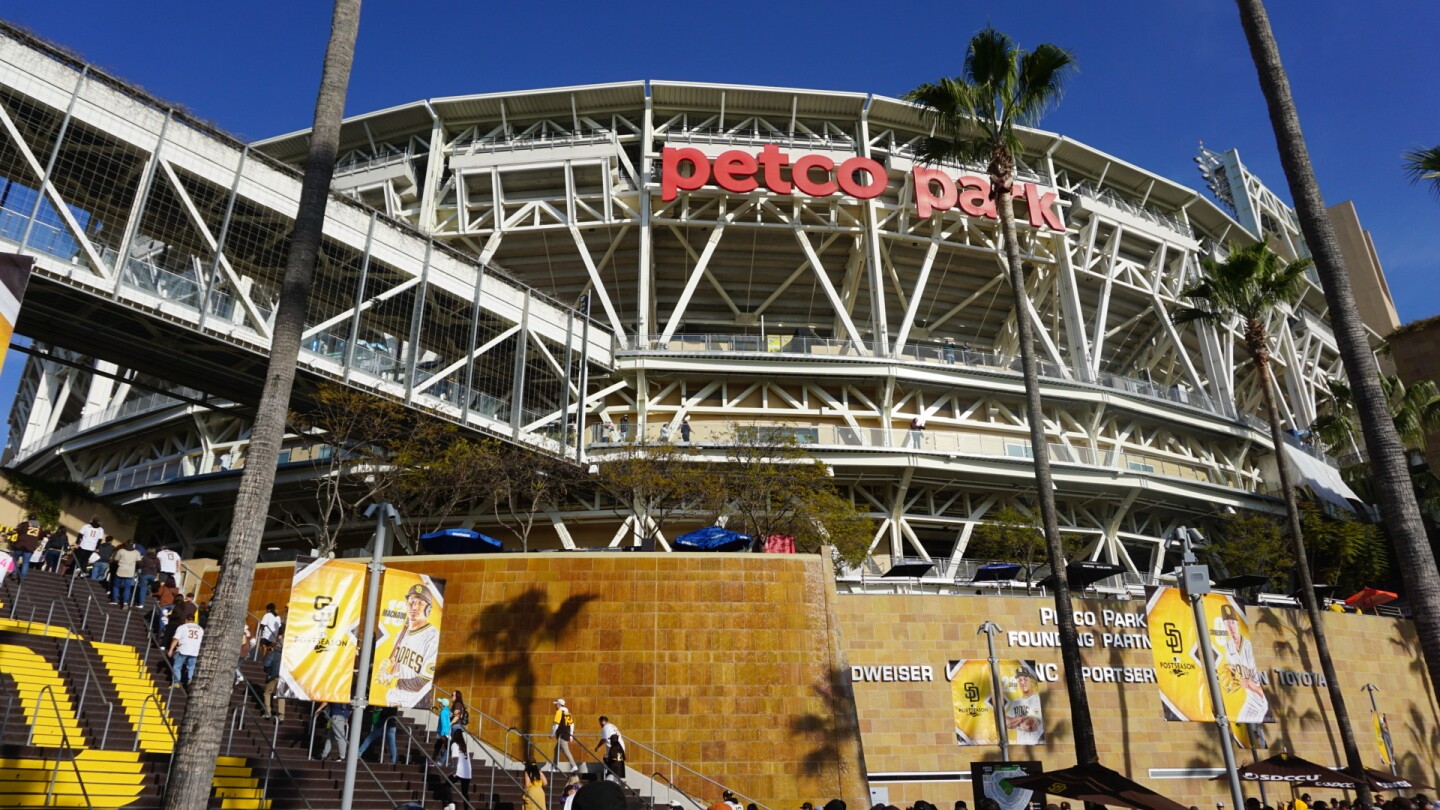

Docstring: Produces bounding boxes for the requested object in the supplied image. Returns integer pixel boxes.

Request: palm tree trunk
[1233,0,1440,708]
[159,3,362,808]
[995,180,1098,764]
[1253,337,1370,805]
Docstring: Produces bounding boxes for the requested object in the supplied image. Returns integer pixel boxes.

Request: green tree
[1405,145,1440,196]
[1204,511,1291,591]
[594,442,722,549]
[1312,375,1440,516]
[162,1,362,807]
[904,30,1094,761]
[491,446,582,553]
[718,425,875,569]
[1234,6,1440,801]
[966,506,1088,588]
[1173,240,1366,797]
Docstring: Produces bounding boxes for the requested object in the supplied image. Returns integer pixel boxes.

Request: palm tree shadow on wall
[436,587,598,746]
[788,665,866,794]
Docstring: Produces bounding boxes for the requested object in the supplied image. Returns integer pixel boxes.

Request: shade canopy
[1310,767,1434,792]
[1210,752,1356,786]
[1036,560,1126,591]
[674,526,751,552]
[418,528,504,555]
[970,563,1022,583]
[1008,762,1188,810]
[1344,587,1398,609]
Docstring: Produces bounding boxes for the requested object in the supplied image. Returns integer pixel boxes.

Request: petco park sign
[660,145,1066,232]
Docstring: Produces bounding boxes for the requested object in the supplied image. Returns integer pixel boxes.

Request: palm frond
[1013,43,1077,126]
[1171,306,1218,327]
[1403,144,1440,197]
[966,28,1016,93]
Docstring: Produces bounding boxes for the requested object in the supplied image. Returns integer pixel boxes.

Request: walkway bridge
[0,24,610,454]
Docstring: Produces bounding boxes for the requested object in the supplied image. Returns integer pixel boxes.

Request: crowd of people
[0,513,190,607]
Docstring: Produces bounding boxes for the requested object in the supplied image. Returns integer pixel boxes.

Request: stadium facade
[0,26,1393,586]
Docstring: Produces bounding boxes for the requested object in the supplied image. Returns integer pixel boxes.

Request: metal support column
[403,244,432,403]
[344,214,378,382]
[198,145,249,334]
[20,67,87,251]
[112,109,173,295]
[510,291,531,439]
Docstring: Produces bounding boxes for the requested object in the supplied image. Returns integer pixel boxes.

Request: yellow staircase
[0,749,146,808]
[1,614,272,809]
[0,643,86,747]
[92,641,178,753]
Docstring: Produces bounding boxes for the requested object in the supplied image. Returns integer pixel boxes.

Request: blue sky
[3,1,1438,419]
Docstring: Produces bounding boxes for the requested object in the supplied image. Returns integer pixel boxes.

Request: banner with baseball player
[948,659,1045,746]
[368,570,446,709]
[1146,587,1270,723]
[279,556,366,702]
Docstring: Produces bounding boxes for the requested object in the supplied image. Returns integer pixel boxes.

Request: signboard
[279,556,366,702]
[367,569,446,708]
[1146,587,1269,723]
[660,146,1066,232]
[0,253,34,374]
[948,659,1045,746]
[972,760,1045,810]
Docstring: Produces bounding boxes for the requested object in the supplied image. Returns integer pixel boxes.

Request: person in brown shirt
[12,514,45,579]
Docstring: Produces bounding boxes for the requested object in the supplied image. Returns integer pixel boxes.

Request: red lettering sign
[658,144,1064,232]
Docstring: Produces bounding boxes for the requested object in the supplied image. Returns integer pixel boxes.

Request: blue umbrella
[419,528,503,555]
[673,526,751,552]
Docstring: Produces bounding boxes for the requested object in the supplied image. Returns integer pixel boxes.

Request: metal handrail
[133,692,176,752]
[650,770,704,810]
[392,716,479,810]
[234,679,317,810]
[25,684,95,809]
[45,592,121,749]
[622,735,772,810]
[583,739,643,798]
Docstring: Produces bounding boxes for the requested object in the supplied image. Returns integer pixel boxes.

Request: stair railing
[45,592,121,750]
[649,770,704,810]
[25,684,95,810]
[232,679,319,810]
[392,718,480,810]
[619,736,771,810]
[583,739,648,806]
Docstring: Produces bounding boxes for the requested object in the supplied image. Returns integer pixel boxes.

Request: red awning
[1345,587,1398,609]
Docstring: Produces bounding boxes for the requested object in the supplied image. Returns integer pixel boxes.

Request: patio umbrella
[418,528,504,555]
[1210,751,1358,786]
[1008,762,1188,810]
[1310,767,1434,792]
[674,526,751,552]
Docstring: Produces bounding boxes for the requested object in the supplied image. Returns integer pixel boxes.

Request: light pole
[1179,526,1245,810]
[1362,683,1396,775]
[978,621,1009,760]
[341,502,399,810]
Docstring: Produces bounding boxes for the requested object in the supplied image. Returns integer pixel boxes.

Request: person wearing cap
[376,582,441,708]
[1218,602,1267,722]
[1003,664,1044,745]
[598,716,624,781]
[551,698,578,774]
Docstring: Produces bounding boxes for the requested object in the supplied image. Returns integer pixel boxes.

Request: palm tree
[1233,4,1440,777]
[1314,375,1440,515]
[159,2,362,808]
[1173,242,1369,804]
[904,29,1099,764]
[1405,145,1440,196]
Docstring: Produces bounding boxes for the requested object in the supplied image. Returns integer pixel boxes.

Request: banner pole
[978,621,1009,759]
[1180,527,1245,810]
[341,503,392,810]
[1363,684,1396,775]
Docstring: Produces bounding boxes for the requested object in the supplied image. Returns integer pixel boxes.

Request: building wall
[1328,200,1401,375]
[1387,316,1440,473]
[243,553,1440,809]
[837,592,1440,807]
[245,552,867,809]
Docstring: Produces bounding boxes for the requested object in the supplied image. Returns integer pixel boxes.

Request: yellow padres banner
[948,659,1044,746]
[280,556,366,702]
[0,253,34,374]
[1147,587,1269,723]
[368,569,446,709]
[1375,712,1394,765]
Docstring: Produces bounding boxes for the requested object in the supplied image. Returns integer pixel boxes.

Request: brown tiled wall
[244,557,1440,809]
[837,592,1440,807]
[246,553,859,808]
[1387,324,1440,471]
